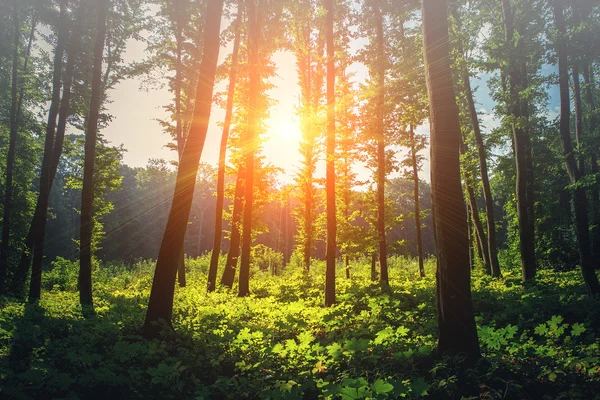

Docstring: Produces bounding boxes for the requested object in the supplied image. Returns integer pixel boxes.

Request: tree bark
[221,166,244,288]
[0,0,20,294]
[410,125,425,277]
[28,0,69,300]
[143,0,224,337]
[79,0,108,308]
[501,0,536,282]
[582,63,600,255]
[553,0,600,297]
[324,0,336,307]
[208,1,242,292]
[238,0,259,297]
[423,0,480,360]
[374,3,388,288]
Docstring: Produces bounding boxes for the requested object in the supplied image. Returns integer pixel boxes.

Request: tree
[552,0,600,296]
[208,0,242,292]
[79,0,109,308]
[422,0,480,360]
[324,0,336,306]
[238,0,259,297]
[500,0,536,282]
[0,0,21,293]
[450,0,500,277]
[143,0,224,337]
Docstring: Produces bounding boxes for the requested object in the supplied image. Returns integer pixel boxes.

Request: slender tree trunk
[79,0,108,308]
[221,166,244,288]
[143,0,224,337]
[324,0,336,306]
[28,0,69,300]
[345,255,350,278]
[572,65,585,175]
[460,137,491,273]
[423,0,480,360]
[553,0,600,296]
[238,0,258,298]
[208,1,241,292]
[374,4,388,288]
[462,71,501,277]
[467,204,475,270]
[410,125,425,277]
[0,0,20,294]
[173,0,187,288]
[501,0,536,282]
[371,252,377,281]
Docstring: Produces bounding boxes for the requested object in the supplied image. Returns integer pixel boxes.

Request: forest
[1,0,600,398]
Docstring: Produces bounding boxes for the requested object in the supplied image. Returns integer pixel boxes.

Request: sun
[268,115,301,141]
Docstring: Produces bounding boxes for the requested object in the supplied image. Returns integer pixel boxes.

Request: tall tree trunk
[173,0,187,288]
[208,1,242,292]
[371,252,377,281]
[324,0,336,307]
[423,0,480,360]
[467,204,475,270]
[79,0,108,308]
[462,70,501,277]
[410,125,425,277]
[28,0,69,300]
[553,0,600,297]
[238,0,258,297]
[501,0,536,282]
[221,166,244,288]
[143,0,224,336]
[374,3,388,288]
[0,0,20,294]
[582,63,600,255]
[16,9,39,127]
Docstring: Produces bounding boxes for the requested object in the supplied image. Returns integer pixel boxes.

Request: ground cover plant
[2,255,600,399]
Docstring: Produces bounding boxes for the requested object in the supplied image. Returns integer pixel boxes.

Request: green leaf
[410,377,430,397]
[571,323,586,337]
[372,379,394,394]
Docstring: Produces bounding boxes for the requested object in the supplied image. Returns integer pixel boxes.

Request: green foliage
[1,257,599,399]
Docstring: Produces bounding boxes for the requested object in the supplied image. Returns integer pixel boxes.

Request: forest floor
[1,256,600,399]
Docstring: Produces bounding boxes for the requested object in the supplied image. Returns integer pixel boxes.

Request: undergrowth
[1,255,599,399]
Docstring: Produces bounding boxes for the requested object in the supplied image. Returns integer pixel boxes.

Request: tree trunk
[462,70,501,277]
[324,0,336,307]
[173,0,187,288]
[221,166,244,288]
[208,1,241,292]
[410,125,425,277]
[0,0,20,294]
[501,0,536,282]
[143,0,224,337]
[553,0,600,296]
[79,0,108,308]
[582,63,600,255]
[28,0,69,300]
[370,252,377,281]
[374,3,388,288]
[238,0,259,297]
[423,0,480,360]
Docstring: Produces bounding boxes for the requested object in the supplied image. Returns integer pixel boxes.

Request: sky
[100,16,560,187]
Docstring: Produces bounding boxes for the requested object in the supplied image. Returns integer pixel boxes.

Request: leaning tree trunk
[553,0,600,296]
[501,0,536,283]
[0,0,20,294]
[324,0,336,307]
[79,0,108,308]
[423,0,481,361]
[374,3,388,288]
[143,0,225,338]
[221,166,244,288]
[238,0,259,298]
[28,0,69,300]
[208,1,242,292]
